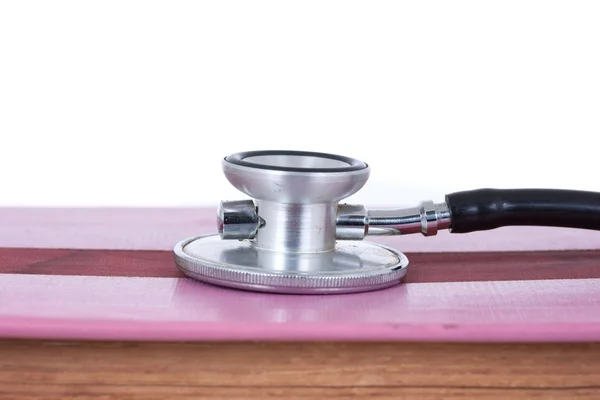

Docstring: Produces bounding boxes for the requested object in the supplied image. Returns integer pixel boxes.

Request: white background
[1,1,599,207]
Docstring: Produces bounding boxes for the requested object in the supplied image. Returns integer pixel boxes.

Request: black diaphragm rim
[224,150,368,173]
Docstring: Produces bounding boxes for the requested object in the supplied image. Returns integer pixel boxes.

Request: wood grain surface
[0,341,599,399]
[2,247,600,282]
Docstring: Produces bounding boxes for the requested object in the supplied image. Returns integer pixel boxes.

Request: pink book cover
[1,208,600,342]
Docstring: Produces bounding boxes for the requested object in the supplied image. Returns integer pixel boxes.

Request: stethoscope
[174,150,600,294]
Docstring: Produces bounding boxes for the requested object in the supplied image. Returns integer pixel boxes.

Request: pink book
[1,208,599,342]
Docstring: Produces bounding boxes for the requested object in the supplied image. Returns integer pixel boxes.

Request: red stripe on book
[2,248,600,283]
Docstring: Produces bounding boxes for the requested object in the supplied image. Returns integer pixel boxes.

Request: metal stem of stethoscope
[218,199,451,240]
[174,150,600,295]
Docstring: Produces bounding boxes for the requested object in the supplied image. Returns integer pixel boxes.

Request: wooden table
[1,208,599,399]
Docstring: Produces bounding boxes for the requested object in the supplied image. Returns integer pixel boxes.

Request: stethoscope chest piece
[173,150,410,294]
[175,150,600,294]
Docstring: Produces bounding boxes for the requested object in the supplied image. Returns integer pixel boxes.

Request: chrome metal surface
[222,153,370,204]
[218,200,261,240]
[221,150,370,252]
[366,201,451,236]
[366,227,404,236]
[367,206,421,235]
[336,201,452,238]
[434,202,452,230]
[242,154,350,169]
[174,234,409,294]
[217,151,453,245]
[254,200,337,252]
[336,204,368,240]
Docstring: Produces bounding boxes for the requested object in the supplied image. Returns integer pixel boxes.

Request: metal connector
[335,204,368,240]
[336,201,452,239]
[217,200,262,239]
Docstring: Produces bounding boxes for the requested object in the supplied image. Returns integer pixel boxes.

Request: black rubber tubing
[445,188,600,233]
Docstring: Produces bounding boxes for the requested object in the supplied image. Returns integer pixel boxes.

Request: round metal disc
[174,235,409,294]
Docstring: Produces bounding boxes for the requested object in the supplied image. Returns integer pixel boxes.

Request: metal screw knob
[217,200,261,239]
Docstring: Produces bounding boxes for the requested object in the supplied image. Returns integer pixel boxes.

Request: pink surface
[1,274,600,342]
[1,207,600,342]
[1,207,600,252]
